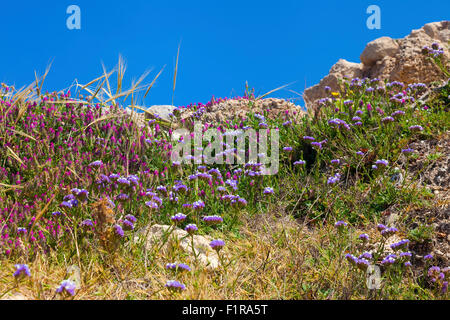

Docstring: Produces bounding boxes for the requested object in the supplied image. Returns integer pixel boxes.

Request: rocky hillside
[304,21,449,106]
[0,22,448,300]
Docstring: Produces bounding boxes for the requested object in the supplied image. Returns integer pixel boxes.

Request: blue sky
[0,0,448,107]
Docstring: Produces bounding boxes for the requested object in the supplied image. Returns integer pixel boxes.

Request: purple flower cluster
[202,215,224,225]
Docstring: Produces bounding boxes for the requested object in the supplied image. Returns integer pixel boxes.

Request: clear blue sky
[0,0,448,107]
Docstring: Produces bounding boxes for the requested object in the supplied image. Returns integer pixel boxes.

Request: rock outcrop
[136,224,221,270]
[304,21,450,106]
[179,97,305,125]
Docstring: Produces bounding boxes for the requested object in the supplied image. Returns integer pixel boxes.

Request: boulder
[360,36,399,66]
[136,224,221,270]
[303,21,450,107]
[303,59,363,105]
[146,105,179,122]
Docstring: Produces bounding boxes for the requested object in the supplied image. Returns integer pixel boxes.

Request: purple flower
[377,224,386,232]
[145,201,159,210]
[89,160,103,168]
[56,280,76,296]
[390,239,410,251]
[127,175,139,186]
[109,173,120,181]
[409,125,424,132]
[216,186,227,194]
[185,224,198,234]
[401,148,414,154]
[237,197,248,207]
[359,252,372,260]
[165,263,177,270]
[283,147,293,152]
[60,201,73,209]
[442,281,448,294]
[76,189,89,201]
[381,116,394,123]
[399,251,412,259]
[331,159,340,166]
[263,187,274,195]
[13,264,31,278]
[344,100,353,106]
[173,183,189,194]
[80,219,94,228]
[125,214,137,223]
[122,219,134,231]
[345,254,358,266]
[428,266,440,278]
[327,173,341,185]
[356,258,369,271]
[170,213,187,223]
[166,263,191,272]
[210,239,225,251]
[116,193,129,202]
[202,215,224,225]
[381,254,397,265]
[311,141,323,150]
[17,227,27,235]
[177,263,191,272]
[165,280,186,292]
[113,224,124,237]
[375,159,388,167]
[335,221,347,228]
[391,110,405,117]
[359,233,369,242]
[156,185,168,194]
[117,177,130,186]
[98,174,111,186]
[293,160,306,166]
[424,254,433,260]
[303,136,315,141]
[208,168,222,178]
[381,227,398,238]
[192,200,205,211]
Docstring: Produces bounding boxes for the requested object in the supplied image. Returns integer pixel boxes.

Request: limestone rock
[304,21,450,107]
[303,59,363,105]
[146,105,179,122]
[360,37,399,66]
[136,224,220,270]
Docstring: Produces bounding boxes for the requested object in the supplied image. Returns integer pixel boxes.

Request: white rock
[136,224,220,270]
[146,105,179,122]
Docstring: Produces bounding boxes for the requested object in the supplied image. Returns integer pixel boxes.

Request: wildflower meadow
[0,42,448,301]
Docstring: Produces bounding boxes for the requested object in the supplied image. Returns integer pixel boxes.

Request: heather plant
[0,43,448,300]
